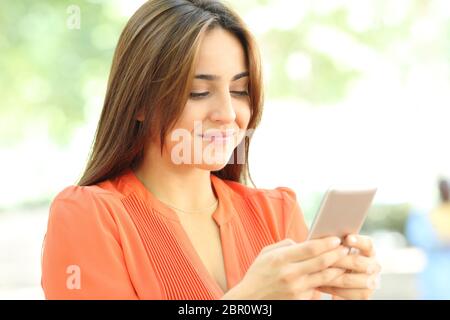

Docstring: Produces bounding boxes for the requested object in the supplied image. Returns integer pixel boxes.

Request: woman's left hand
[317,234,382,300]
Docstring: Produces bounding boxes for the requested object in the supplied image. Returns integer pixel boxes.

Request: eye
[230,91,249,97]
[189,92,209,99]
[189,90,249,100]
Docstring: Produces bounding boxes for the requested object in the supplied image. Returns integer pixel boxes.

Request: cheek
[172,100,252,132]
[177,102,210,131]
[162,103,204,152]
[235,102,252,132]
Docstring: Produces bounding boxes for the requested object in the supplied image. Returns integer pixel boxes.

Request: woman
[406,178,450,298]
[430,178,450,242]
[41,0,381,299]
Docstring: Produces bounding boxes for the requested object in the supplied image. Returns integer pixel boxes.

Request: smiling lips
[198,130,236,141]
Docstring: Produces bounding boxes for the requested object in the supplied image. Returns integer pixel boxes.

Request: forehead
[193,28,247,75]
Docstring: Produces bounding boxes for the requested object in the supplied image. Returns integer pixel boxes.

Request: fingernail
[342,247,350,255]
[331,237,341,246]
[348,235,357,244]
[367,276,376,289]
[366,264,377,274]
[367,275,381,289]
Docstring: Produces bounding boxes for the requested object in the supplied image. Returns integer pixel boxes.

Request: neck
[133,144,218,214]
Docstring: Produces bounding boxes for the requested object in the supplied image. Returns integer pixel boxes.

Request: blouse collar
[116,168,237,226]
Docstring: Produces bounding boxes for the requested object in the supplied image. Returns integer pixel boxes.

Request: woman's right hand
[221,237,349,300]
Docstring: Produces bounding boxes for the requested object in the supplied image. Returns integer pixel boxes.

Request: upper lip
[199,130,236,138]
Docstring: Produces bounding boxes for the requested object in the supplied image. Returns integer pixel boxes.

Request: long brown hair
[78,0,264,187]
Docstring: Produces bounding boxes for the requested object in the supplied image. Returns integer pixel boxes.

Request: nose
[210,91,236,123]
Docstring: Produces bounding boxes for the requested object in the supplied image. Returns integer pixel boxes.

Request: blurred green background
[1,0,449,299]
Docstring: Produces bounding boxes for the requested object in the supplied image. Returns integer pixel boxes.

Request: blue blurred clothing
[405,208,450,299]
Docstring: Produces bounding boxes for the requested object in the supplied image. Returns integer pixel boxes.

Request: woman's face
[164,27,252,171]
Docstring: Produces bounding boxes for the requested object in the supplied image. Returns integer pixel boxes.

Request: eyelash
[189,91,249,99]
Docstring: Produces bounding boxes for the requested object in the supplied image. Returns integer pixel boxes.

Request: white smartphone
[306,188,377,241]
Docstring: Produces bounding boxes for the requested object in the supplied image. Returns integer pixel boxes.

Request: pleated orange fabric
[41,168,309,299]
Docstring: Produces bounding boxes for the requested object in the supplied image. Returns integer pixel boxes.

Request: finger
[261,238,296,254]
[327,272,380,289]
[318,286,374,300]
[312,290,322,300]
[332,255,382,274]
[277,236,342,263]
[345,234,375,257]
[303,267,347,289]
[332,294,346,300]
[292,246,350,275]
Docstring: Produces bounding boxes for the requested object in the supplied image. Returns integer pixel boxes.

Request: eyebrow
[194,71,249,81]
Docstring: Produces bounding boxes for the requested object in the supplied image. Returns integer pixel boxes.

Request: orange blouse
[41,168,309,299]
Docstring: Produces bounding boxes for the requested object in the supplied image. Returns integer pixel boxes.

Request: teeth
[200,133,233,139]
[199,133,232,140]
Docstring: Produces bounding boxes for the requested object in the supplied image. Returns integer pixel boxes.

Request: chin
[198,150,236,171]
[194,160,229,172]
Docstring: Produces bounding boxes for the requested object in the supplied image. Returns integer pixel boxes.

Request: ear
[136,110,144,122]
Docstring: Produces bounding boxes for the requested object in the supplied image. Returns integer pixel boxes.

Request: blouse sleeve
[279,187,323,300]
[41,186,138,299]
[278,187,309,243]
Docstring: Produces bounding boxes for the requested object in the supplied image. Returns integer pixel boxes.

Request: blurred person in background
[405,177,450,299]
[430,178,450,243]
